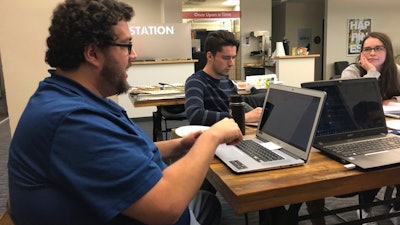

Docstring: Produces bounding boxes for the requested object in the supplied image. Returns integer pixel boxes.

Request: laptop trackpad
[350,150,400,169]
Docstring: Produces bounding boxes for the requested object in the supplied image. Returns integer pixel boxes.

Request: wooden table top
[131,90,251,107]
[208,149,400,214]
[208,123,400,214]
[133,98,185,107]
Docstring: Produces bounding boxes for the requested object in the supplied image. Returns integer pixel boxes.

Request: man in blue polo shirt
[7,1,243,225]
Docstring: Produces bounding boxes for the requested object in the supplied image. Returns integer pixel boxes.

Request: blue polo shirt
[8,70,190,225]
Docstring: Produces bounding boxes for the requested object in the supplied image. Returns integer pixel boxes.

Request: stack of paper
[384,102,400,130]
[383,102,400,114]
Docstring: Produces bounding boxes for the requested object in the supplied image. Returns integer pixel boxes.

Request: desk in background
[130,88,185,141]
[130,88,256,141]
[118,59,196,118]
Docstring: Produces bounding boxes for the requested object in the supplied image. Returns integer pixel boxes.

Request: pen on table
[159,82,178,90]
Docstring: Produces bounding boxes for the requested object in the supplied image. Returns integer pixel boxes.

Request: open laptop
[215,84,326,173]
[301,78,400,170]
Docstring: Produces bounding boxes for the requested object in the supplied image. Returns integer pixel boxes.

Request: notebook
[215,83,326,173]
[301,78,400,170]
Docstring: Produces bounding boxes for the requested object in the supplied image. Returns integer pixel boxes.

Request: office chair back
[331,61,349,79]
[160,105,187,140]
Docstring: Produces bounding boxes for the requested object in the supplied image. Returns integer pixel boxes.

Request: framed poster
[347,18,371,55]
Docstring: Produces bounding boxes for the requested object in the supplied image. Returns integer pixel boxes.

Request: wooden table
[207,125,400,224]
[133,98,184,108]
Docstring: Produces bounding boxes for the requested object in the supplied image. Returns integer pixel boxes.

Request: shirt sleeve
[341,64,380,79]
[50,109,165,221]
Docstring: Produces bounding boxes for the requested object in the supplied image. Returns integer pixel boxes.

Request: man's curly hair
[45,0,134,71]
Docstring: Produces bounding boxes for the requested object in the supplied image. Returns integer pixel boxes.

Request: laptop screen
[258,85,323,152]
[302,78,387,141]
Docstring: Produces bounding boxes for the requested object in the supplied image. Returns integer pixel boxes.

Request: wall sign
[347,18,371,55]
[130,23,192,61]
[182,11,240,19]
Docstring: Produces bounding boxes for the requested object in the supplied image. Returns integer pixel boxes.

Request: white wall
[325,0,400,79]
[125,0,162,23]
[0,0,61,134]
[3,0,400,134]
[0,0,179,134]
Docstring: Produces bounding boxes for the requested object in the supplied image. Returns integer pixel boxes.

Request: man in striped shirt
[185,30,262,126]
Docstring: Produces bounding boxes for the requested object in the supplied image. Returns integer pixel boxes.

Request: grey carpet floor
[0,118,10,215]
[0,116,397,224]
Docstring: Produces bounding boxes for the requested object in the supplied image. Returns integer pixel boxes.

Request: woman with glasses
[306,32,400,225]
[341,31,400,104]
[348,31,400,225]
[344,32,400,225]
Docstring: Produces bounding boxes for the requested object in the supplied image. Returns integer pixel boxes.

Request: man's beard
[100,59,131,96]
[212,63,230,77]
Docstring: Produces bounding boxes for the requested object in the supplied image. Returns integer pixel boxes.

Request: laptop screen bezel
[256,84,326,161]
[301,78,388,144]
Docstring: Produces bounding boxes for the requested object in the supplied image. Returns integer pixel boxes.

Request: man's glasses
[362,46,385,53]
[109,42,132,55]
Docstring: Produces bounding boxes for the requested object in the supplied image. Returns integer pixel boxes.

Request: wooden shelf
[274,54,320,59]
[130,59,198,65]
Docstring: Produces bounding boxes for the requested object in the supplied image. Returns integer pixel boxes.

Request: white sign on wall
[130,23,192,61]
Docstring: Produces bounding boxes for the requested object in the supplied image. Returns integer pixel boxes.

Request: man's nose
[130,48,137,60]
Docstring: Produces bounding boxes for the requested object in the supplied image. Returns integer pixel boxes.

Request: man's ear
[206,51,213,61]
[84,43,102,66]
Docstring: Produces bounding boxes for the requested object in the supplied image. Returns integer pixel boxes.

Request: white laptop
[215,84,326,173]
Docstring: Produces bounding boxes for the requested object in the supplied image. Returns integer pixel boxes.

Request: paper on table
[383,103,400,114]
[386,120,400,130]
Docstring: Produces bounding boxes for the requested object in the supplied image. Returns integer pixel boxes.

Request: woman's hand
[359,53,376,71]
[383,98,397,106]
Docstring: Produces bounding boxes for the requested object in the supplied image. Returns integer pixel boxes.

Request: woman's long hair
[356,32,400,99]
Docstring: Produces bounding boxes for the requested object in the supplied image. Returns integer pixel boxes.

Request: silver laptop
[301,78,400,170]
[215,84,326,173]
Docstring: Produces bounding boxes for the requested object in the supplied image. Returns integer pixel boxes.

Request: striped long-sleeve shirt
[185,70,238,126]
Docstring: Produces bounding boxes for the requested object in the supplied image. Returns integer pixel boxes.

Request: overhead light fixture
[223,0,239,6]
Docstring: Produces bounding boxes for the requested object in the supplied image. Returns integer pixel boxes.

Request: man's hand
[177,130,203,156]
[206,118,243,145]
[245,107,262,123]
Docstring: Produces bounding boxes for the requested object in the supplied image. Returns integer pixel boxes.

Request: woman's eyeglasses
[362,46,385,53]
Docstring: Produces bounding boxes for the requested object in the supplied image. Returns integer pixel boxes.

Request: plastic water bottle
[230,95,246,135]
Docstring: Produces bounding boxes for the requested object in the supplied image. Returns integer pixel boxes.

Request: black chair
[330,61,349,79]
[243,88,267,108]
[192,51,207,72]
[159,105,187,140]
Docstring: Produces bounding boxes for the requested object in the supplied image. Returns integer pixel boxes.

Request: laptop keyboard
[235,140,284,162]
[325,136,400,157]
